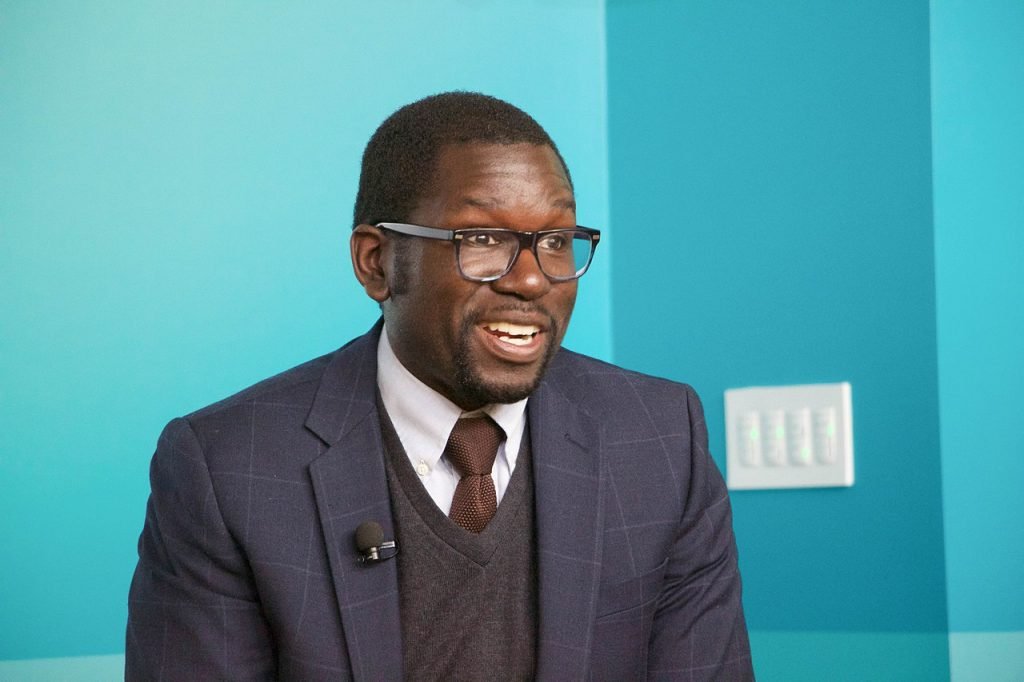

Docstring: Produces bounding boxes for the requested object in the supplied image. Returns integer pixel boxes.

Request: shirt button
[416,461,430,476]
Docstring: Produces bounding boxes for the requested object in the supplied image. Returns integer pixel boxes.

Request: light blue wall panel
[606,0,947,642]
[931,0,1024,634]
[949,631,1024,682]
[0,655,125,682]
[751,631,950,681]
[0,0,609,660]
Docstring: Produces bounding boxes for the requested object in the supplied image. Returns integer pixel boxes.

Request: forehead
[421,142,575,218]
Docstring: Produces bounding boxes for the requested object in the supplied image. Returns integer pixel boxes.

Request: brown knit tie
[446,415,504,533]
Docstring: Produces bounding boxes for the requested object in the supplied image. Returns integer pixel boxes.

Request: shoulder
[182,327,376,427]
[545,347,700,405]
[184,352,334,424]
[172,329,375,457]
[151,341,364,478]
[543,348,704,426]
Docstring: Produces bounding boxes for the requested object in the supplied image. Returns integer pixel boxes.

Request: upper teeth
[485,322,539,336]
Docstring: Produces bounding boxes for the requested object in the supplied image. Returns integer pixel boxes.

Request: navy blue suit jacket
[127,325,752,680]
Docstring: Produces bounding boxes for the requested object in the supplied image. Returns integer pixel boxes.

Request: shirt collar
[376,324,528,467]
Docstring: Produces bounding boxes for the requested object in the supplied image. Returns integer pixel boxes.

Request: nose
[490,246,552,300]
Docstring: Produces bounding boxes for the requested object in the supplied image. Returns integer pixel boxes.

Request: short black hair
[353,91,572,228]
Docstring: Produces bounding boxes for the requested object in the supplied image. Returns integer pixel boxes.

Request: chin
[451,315,562,407]
[453,362,547,407]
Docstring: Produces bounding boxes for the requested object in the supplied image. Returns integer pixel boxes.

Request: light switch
[813,408,838,464]
[738,411,762,466]
[763,410,787,466]
[724,383,854,490]
[786,408,812,466]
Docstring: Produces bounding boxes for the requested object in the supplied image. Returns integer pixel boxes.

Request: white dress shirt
[376,325,528,515]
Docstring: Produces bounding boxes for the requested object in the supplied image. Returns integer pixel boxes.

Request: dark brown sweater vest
[379,408,537,681]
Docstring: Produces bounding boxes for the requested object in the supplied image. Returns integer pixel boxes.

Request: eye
[538,233,569,251]
[463,231,507,247]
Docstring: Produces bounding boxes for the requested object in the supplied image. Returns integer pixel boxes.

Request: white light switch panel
[725,383,854,490]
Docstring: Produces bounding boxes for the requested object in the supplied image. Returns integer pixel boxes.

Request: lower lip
[476,326,546,363]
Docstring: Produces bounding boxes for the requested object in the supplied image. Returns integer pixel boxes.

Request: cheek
[419,281,480,342]
[555,284,579,317]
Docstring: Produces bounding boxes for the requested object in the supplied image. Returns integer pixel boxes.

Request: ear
[350,224,391,302]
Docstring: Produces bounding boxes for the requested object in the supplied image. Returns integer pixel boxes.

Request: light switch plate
[725,382,854,490]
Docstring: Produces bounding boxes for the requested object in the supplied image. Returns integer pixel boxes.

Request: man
[127,92,753,680]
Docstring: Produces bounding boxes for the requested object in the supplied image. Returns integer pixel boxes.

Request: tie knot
[445,415,504,476]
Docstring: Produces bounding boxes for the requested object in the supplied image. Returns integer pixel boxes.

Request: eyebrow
[461,196,577,210]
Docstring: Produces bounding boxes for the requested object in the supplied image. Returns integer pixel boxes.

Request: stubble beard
[451,310,562,407]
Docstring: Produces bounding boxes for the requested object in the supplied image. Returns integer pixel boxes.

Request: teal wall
[607,0,945,632]
[4,1,1022,679]
[933,0,1024,633]
[606,0,950,678]
[604,0,1023,678]
[932,0,1024,678]
[0,0,609,662]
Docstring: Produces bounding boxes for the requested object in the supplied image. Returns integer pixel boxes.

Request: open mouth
[482,321,541,346]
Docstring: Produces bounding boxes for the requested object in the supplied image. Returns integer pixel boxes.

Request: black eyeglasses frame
[375,222,601,283]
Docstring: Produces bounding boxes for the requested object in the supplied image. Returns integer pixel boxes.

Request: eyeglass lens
[458,230,593,280]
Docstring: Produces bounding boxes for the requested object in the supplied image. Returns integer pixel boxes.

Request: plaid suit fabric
[536,355,753,680]
[127,324,752,680]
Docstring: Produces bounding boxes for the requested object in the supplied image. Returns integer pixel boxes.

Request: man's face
[382,142,578,410]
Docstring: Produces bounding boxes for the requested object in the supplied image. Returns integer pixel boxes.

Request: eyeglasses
[376,222,601,283]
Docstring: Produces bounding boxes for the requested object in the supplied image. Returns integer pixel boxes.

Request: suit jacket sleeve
[126,417,276,681]
[647,385,753,680]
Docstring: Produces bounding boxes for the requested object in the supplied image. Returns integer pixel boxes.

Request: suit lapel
[305,323,403,682]
[530,375,604,681]
[302,326,605,680]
